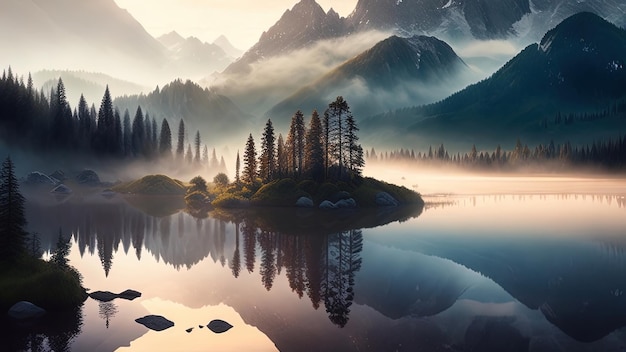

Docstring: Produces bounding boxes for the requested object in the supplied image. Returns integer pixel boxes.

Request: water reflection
[22,193,626,350]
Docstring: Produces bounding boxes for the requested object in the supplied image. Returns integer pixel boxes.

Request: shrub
[212,193,250,208]
[189,176,208,193]
[213,173,230,186]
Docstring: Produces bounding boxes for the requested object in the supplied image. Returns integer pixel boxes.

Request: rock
[7,301,46,320]
[75,169,101,186]
[49,170,67,182]
[89,291,118,302]
[136,315,175,331]
[319,200,337,209]
[375,192,399,207]
[295,196,314,208]
[101,189,116,199]
[24,172,58,186]
[335,198,357,209]
[199,325,204,328]
[186,327,193,333]
[207,319,233,333]
[50,184,72,194]
[118,289,142,300]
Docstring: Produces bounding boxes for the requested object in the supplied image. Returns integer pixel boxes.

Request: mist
[206,30,391,116]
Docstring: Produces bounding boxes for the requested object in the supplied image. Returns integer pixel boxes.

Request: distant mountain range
[267,35,470,121]
[224,0,626,74]
[157,31,240,79]
[361,12,626,149]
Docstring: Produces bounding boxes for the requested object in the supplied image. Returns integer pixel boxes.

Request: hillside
[268,35,470,120]
[361,12,626,149]
[112,175,186,195]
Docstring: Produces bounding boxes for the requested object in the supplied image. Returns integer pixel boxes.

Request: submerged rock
[7,301,46,320]
[186,327,193,333]
[118,289,142,300]
[207,319,233,333]
[295,196,314,208]
[375,192,399,207]
[136,315,175,331]
[89,291,118,302]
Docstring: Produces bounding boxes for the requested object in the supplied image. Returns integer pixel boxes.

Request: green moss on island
[0,257,87,313]
[113,174,187,195]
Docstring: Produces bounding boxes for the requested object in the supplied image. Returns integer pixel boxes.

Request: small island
[113,97,424,212]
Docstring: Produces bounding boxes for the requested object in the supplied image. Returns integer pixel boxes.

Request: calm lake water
[11,175,626,351]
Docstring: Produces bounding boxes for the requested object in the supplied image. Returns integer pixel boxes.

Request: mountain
[33,70,148,107]
[0,0,167,80]
[157,32,233,79]
[113,79,252,146]
[213,35,244,59]
[268,35,470,121]
[348,0,626,43]
[361,12,626,149]
[224,0,347,74]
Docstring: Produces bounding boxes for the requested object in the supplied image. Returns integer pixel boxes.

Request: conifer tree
[186,144,193,164]
[243,134,257,184]
[235,151,241,184]
[0,156,27,263]
[131,106,144,157]
[344,112,363,176]
[194,130,201,164]
[97,86,115,154]
[259,119,276,181]
[202,145,209,165]
[159,118,172,158]
[176,119,185,160]
[305,110,324,180]
[122,109,132,157]
[276,134,286,179]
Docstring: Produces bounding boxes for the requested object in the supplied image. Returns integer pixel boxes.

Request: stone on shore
[7,301,46,320]
[295,196,314,208]
[207,319,233,333]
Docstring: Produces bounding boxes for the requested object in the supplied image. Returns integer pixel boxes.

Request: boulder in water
[295,196,314,208]
[319,200,337,209]
[136,315,175,331]
[207,319,233,333]
[7,301,46,320]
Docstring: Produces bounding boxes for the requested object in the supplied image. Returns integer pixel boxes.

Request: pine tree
[243,134,257,184]
[114,108,122,155]
[235,151,241,184]
[0,156,28,263]
[122,109,132,157]
[194,130,201,164]
[50,228,70,269]
[259,119,276,181]
[97,86,115,154]
[176,119,185,160]
[131,106,144,157]
[276,134,286,178]
[325,96,352,179]
[344,113,363,176]
[159,118,172,158]
[202,145,209,165]
[304,110,324,181]
[186,144,193,164]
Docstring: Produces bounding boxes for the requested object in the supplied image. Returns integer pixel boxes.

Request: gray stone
[375,192,399,207]
[186,327,193,333]
[335,198,357,209]
[75,169,101,186]
[295,196,314,208]
[89,291,118,302]
[319,200,337,209]
[136,315,175,331]
[7,301,46,320]
[118,289,142,300]
[24,172,57,186]
[50,184,72,194]
[207,319,233,333]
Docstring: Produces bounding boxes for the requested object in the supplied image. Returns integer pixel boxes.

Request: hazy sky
[113,0,358,50]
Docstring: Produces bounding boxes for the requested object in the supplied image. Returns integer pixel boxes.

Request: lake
[9,174,626,351]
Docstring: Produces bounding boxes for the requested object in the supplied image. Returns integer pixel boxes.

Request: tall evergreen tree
[0,156,27,263]
[97,86,115,154]
[305,110,324,180]
[131,106,144,157]
[235,151,241,184]
[259,119,276,182]
[344,112,364,176]
[122,109,132,157]
[114,108,122,155]
[194,130,201,164]
[159,118,172,158]
[243,134,257,184]
[185,144,193,164]
[325,96,351,178]
[202,145,209,165]
[276,134,286,179]
[176,119,185,160]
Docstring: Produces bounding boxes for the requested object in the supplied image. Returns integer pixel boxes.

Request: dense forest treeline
[0,67,227,173]
[370,136,626,171]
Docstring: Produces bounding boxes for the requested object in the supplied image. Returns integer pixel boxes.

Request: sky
[113,0,358,50]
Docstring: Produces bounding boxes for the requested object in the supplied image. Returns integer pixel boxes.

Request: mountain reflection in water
[20,192,626,351]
